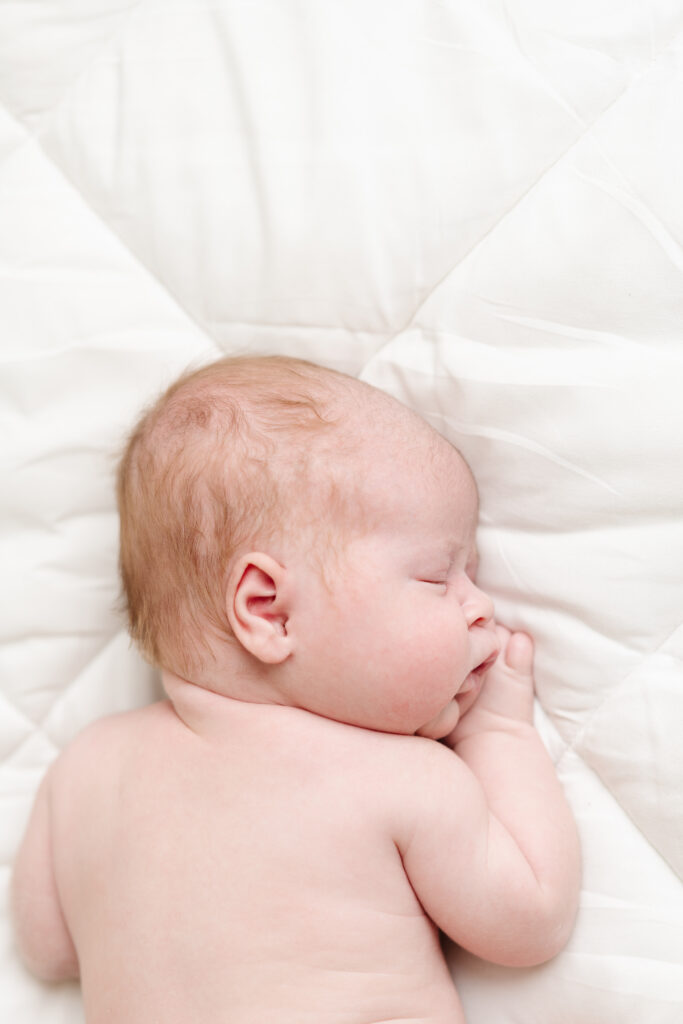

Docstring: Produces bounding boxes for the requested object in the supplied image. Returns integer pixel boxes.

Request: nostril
[467,589,495,628]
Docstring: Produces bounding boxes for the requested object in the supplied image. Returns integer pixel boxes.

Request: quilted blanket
[2,2,682,1020]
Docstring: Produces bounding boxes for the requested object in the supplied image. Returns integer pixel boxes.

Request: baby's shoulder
[324,724,475,843]
[50,701,170,795]
[288,711,458,810]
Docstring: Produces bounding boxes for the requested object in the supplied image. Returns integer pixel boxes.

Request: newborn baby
[12,356,580,1023]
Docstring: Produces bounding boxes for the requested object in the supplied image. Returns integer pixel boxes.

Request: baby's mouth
[473,651,498,676]
[458,652,498,696]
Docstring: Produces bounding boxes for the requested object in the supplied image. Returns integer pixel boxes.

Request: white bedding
[2,2,682,1020]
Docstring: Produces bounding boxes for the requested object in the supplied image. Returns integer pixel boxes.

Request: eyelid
[417,545,478,585]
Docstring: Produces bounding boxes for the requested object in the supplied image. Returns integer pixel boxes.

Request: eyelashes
[418,567,477,589]
[416,547,479,588]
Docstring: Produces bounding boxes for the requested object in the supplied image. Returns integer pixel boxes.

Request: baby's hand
[446,626,535,747]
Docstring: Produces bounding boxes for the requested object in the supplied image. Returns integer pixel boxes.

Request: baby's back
[50,688,463,1023]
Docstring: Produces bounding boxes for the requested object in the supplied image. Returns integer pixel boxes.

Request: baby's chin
[414,685,481,740]
[415,699,461,741]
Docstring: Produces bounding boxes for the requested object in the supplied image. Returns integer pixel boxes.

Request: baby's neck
[161,668,290,738]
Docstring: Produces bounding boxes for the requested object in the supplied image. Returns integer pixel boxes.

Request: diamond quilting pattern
[1,3,682,1022]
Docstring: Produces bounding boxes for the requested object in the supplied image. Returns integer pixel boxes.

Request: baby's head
[117,355,497,738]
[118,356,362,670]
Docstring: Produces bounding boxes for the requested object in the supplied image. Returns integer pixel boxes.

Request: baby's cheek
[455,688,479,719]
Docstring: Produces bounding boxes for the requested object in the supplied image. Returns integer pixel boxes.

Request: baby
[12,355,581,1023]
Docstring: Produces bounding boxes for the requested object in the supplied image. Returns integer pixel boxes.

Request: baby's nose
[466,582,495,628]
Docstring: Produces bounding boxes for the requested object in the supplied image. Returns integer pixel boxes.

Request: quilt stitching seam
[0,6,222,360]
[555,621,683,767]
[0,1,146,135]
[362,22,683,374]
[0,99,217,360]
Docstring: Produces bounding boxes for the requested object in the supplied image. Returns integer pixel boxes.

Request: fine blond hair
[116,355,365,677]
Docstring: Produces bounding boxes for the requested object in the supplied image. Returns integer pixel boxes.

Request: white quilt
[2,2,683,1021]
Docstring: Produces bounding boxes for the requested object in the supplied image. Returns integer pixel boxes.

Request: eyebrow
[432,539,472,569]
[467,548,480,572]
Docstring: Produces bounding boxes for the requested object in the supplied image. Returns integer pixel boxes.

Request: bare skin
[12,407,580,1022]
[12,631,579,1024]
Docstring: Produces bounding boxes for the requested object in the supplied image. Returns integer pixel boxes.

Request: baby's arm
[11,765,79,982]
[398,627,580,967]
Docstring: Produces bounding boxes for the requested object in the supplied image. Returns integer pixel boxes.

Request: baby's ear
[226,553,293,664]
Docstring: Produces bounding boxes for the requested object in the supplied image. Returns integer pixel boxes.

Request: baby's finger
[504,631,534,673]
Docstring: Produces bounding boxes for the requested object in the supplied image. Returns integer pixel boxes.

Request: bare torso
[51,683,464,1023]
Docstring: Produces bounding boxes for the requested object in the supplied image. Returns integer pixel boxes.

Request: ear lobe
[226,554,293,665]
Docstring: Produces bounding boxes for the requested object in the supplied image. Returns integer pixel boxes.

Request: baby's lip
[456,646,500,698]
[458,655,494,696]
[472,648,499,677]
